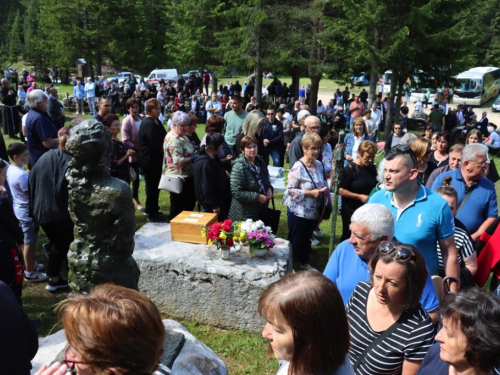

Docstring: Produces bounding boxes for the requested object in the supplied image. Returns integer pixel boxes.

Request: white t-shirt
[6,165,30,221]
[415,101,423,111]
[134,119,142,130]
[317,104,326,114]
[490,131,500,147]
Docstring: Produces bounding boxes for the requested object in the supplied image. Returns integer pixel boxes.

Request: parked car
[107,72,141,84]
[351,73,370,86]
[492,96,500,112]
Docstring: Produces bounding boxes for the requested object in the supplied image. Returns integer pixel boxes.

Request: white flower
[265,226,272,232]
[256,220,264,228]
[250,224,257,231]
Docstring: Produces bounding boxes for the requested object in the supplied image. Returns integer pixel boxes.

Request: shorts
[19,219,38,245]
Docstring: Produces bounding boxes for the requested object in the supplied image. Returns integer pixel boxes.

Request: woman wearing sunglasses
[34,284,171,375]
[346,242,434,375]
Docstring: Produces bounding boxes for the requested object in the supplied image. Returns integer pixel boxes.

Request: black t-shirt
[417,161,438,186]
[340,162,377,213]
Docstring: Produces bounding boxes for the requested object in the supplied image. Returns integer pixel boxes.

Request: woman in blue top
[259,271,354,375]
[344,117,373,165]
[417,288,500,375]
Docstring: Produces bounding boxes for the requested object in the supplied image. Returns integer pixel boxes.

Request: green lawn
[5,80,500,374]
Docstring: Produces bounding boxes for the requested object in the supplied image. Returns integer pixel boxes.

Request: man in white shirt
[370,103,381,141]
[84,77,96,115]
[205,93,222,121]
[414,99,423,111]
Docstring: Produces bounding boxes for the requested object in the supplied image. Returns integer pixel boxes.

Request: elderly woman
[192,133,228,220]
[417,288,500,375]
[410,137,437,186]
[121,98,144,210]
[429,131,451,167]
[339,140,377,241]
[284,133,329,271]
[229,135,272,222]
[103,114,135,183]
[164,111,196,220]
[138,98,167,222]
[233,110,265,158]
[259,271,354,375]
[34,284,171,375]
[347,242,434,374]
[344,117,373,163]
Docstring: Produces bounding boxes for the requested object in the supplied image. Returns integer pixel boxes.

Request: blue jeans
[269,149,281,167]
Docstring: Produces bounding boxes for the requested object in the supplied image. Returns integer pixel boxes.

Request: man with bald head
[288,114,321,167]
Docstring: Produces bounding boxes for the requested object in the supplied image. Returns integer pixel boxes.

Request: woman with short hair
[259,271,354,375]
[347,242,435,374]
[164,111,196,220]
[284,132,329,271]
[417,288,500,375]
[34,284,170,375]
[229,135,272,222]
[429,131,451,167]
[339,140,378,241]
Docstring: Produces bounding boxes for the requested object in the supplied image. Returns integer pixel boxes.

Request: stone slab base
[134,222,292,333]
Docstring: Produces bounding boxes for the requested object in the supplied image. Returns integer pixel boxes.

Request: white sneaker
[299,263,319,272]
[76,111,80,115]
[25,271,49,283]
[82,112,85,115]
[34,261,44,271]
[310,238,320,246]
[313,229,324,237]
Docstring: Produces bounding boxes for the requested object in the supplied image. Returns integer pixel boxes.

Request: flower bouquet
[202,219,238,259]
[238,219,276,257]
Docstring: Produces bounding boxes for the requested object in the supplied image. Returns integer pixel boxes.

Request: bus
[382,70,436,102]
[452,67,500,106]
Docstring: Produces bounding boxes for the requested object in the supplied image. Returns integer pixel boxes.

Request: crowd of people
[1,69,500,374]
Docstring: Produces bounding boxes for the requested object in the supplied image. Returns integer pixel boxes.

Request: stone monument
[65,119,140,293]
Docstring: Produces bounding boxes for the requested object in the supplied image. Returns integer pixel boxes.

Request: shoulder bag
[158,151,184,194]
[299,160,331,220]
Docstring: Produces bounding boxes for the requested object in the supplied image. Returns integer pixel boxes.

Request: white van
[146,69,178,86]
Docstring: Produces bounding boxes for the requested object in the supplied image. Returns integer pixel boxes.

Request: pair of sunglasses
[378,241,415,261]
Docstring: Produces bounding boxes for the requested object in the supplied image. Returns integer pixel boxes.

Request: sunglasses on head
[378,241,415,261]
[392,145,418,169]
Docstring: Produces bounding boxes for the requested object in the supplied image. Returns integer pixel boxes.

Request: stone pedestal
[134,222,292,333]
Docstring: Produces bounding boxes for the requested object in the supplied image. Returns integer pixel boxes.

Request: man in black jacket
[138,99,167,222]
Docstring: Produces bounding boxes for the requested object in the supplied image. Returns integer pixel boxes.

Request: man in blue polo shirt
[323,203,440,323]
[432,143,497,241]
[25,89,59,166]
[368,145,460,291]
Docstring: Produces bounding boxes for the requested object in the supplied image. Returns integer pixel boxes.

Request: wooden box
[170,211,218,244]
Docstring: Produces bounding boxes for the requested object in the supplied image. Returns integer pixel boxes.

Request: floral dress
[163,131,195,177]
[283,160,328,220]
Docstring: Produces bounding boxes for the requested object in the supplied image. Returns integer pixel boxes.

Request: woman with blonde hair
[410,137,437,186]
[344,117,373,163]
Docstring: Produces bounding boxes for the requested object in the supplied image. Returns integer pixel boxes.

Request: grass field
[5,75,500,374]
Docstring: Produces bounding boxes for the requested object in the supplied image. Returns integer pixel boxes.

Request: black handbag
[261,197,281,234]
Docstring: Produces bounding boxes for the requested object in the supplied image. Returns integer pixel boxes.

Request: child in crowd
[7,142,48,283]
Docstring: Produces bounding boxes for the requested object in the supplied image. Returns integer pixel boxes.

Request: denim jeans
[268,148,281,167]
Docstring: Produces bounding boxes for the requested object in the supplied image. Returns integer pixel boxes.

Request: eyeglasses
[468,156,490,166]
[307,125,320,131]
[308,147,321,151]
[378,241,415,261]
[64,346,89,369]
[392,145,418,169]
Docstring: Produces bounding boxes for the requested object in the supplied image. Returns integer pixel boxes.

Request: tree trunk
[394,79,404,123]
[309,74,321,115]
[384,68,399,139]
[291,66,300,100]
[84,8,94,79]
[369,27,379,106]
[255,28,262,104]
[96,15,102,76]
[211,75,218,96]
[62,68,69,85]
